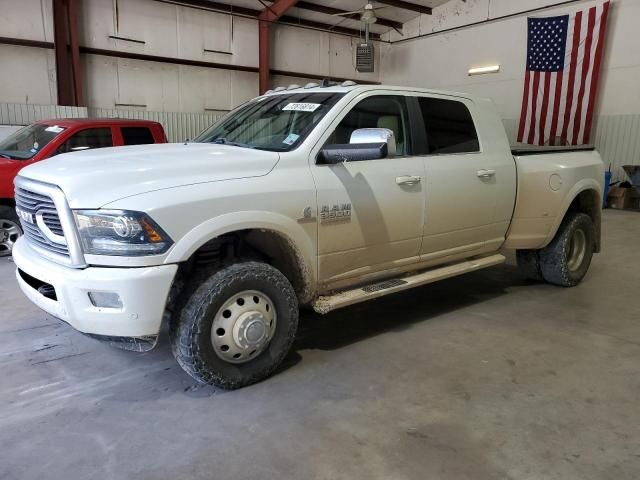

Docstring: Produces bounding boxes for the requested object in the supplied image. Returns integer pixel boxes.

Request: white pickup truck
[12,83,604,389]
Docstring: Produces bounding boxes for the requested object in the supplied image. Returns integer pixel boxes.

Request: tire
[0,206,22,257]
[170,261,299,389]
[516,249,543,281]
[539,212,595,287]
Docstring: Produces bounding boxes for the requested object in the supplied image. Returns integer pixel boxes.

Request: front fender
[164,210,317,287]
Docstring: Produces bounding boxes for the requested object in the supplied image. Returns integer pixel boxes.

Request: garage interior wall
[1,0,638,176]
[380,0,640,180]
[0,0,380,112]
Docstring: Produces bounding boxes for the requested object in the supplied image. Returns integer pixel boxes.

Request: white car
[12,83,604,388]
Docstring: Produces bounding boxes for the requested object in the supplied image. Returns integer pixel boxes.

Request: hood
[18,143,280,208]
[0,157,25,168]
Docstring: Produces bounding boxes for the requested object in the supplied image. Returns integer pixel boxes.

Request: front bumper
[12,237,177,338]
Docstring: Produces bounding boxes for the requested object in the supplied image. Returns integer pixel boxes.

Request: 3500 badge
[320,203,351,224]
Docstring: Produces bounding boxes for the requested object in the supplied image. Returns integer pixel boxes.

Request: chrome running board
[312,253,506,314]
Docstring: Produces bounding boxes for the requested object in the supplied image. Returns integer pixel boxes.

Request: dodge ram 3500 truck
[12,83,604,389]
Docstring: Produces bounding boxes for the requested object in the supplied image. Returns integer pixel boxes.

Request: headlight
[74,210,173,256]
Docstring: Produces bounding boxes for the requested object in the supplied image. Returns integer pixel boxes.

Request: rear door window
[57,127,113,154]
[121,127,155,145]
[416,97,480,155]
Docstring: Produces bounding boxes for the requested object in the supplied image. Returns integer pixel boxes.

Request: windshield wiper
[209,138,254,149]
[0,151,17,160]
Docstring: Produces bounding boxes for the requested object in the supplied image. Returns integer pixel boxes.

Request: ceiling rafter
[158,0,259,17]
[280,16,380,39]
[155,0,379,39]
[376,0,432,15]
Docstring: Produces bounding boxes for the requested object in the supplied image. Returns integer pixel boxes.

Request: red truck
[0,118,167,256]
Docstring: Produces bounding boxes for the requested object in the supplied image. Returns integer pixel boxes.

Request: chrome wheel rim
[567,229,587,272]
[211,290,276,364]
[0,219,21,257]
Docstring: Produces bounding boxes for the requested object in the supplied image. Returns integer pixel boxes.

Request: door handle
[396,175,422,186]
[477,169,496,178]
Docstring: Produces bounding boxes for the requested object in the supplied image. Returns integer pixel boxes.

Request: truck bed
[505,147,604,251]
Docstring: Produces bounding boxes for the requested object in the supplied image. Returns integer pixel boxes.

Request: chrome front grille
[14,177,86,268]
[15,187,70,258]
[21,220,69,256]
[41,211,64,236]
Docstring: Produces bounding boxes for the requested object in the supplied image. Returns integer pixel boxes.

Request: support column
[52,0,83,106]
[259,19,270,94]
[257,0,299,94]
[67,0,84,106]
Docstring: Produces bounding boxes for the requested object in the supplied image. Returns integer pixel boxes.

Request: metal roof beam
[154,1,375,38]
[279,16,380,39]
[376,0,432,15]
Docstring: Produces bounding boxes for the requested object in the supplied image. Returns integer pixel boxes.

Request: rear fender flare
[541,178,602,249]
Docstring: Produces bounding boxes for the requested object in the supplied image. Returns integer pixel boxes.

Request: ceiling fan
[330,3,389,25]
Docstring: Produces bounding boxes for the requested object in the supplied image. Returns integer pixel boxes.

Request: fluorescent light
[468,65,501,76]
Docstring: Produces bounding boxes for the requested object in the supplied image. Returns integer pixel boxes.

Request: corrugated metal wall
[0,103,226,143]
[0,103,88,125]
[505,115,640,183]
[591,115,640,182]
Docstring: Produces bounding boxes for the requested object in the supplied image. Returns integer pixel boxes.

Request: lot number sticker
[282,133,300,145]
[283,103,321,112]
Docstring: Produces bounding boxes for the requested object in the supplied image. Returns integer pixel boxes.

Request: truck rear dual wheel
[0,206,22,257]
[170,261,299,389]
[517,212,595,287]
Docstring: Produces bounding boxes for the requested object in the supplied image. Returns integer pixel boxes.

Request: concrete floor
[0,210,639,480]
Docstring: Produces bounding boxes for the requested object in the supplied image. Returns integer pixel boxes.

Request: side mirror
[350,128,396,157]
[318,143,388,164]
[317,128,396,165]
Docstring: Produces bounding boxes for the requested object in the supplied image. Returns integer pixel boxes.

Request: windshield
[195,92,345,151]
[0,124,67,160]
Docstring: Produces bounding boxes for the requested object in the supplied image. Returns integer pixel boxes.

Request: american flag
[517,1,610,146]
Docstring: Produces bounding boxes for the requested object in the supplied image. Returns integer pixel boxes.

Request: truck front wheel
[170,261,299,389]
[539,212,595,287]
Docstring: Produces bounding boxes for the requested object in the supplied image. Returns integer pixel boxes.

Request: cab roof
[261,83,478,102]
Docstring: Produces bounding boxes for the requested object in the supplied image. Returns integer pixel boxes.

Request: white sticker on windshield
[282,133,300,145]
[45,126,64,133]
[283,103,321,112]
